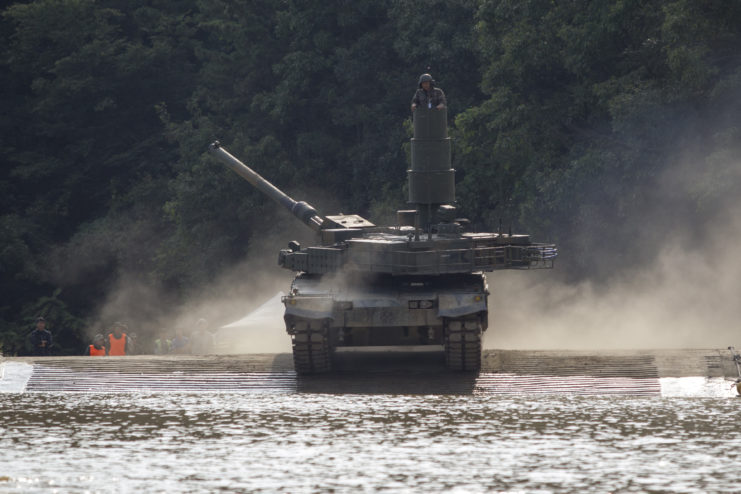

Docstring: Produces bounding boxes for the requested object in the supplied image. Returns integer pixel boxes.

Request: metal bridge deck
[2,349,737,396]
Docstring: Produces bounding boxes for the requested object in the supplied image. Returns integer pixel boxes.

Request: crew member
[153,334,172,355]
[85,334,107,356]
[411,73,446,112]
[170,328,190,355]
[107,323,128,356]
[29,316,52,356]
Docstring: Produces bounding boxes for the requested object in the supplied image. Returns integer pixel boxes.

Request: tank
[209,107,556,374]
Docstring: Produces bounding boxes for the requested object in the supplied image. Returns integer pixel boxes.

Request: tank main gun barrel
[208,141,324,232]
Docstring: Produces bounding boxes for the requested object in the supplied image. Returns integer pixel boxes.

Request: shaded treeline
[1,0,739,354]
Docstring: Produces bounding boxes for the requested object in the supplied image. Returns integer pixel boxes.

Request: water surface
[2,392,740,493]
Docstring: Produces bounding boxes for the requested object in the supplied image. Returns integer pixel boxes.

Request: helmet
[418,73,434,87]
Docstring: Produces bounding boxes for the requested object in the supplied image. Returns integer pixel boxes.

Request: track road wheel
[444,318,482,372]
[291,319,332,375]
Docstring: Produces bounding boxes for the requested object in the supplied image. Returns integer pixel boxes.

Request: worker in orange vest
[106,323,129,356]
[85,334,107,356]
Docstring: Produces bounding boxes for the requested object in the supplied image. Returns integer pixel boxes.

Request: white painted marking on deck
[0,362,34,393]
[659,377,738,398]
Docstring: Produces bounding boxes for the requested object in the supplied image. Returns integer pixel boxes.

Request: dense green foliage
[1,0,739,354]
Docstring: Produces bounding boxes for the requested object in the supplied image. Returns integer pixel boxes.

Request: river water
[2,390,740,493]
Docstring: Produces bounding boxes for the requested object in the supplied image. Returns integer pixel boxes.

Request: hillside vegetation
[2,0,740,354]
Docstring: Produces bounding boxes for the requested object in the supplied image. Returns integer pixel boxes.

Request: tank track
[290,318,332,375]
[444,317,483,372]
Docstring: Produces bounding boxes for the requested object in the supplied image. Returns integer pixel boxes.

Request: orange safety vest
[89,345,106,356]
[108,333,127,356]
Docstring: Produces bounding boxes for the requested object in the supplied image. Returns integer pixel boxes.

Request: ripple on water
[1,393,740,493]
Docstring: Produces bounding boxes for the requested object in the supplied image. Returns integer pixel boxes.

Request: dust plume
[70,164,345,354]
[82,227,297,354]
[485,153,741,350]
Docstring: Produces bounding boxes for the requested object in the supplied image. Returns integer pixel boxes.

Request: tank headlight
[474,295,482,302]
[288,299,297,305]
[419,300,434,309]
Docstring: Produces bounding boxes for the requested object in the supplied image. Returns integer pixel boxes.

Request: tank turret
[208,104,556,374]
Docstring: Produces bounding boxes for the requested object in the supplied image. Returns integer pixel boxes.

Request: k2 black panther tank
[209,107,556,374]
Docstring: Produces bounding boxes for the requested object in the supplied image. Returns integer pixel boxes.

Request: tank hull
[283,273,488,373]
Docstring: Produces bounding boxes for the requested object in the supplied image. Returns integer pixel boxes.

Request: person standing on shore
[170,328,190,355]
[29,316,52,356]
[106,323,128,356]
[85,334,107,356]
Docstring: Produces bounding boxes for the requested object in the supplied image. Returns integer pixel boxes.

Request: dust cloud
[86,233,295,355]
[92,196,741,353]
[76,173,342,355]
[485,156,741,351]
[83,135,741,354]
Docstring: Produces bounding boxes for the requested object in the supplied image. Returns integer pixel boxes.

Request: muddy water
[2,392,740,493]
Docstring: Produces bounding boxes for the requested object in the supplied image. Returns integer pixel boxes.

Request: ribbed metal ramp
[477,350,661,395]
[23,355,297,393]
[474,374,660,395]
[2,349,734,395]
